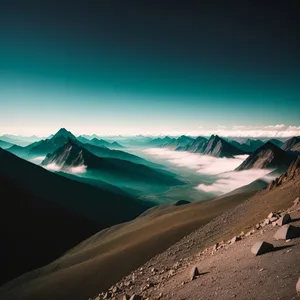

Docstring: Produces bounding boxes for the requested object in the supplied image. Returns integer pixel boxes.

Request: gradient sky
[0,1,299,136]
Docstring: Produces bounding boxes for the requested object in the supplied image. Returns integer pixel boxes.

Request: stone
[268,212,276,219]
[129,295,142,300]
[293,197,300,207]
[297,278,300,294]
[230,236,241,244]
[274,225,300,240]
[276,214,292,226]
[123,295,130,300]
[191,266,200,280]
[251,241,274,256]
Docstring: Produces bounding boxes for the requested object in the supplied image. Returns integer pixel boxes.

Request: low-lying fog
[143,148,274,195]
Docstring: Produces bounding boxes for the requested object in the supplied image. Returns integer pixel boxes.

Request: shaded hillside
[281,136,300,153]
[41,140,183,187]
[202,135,245,158]
[0,148,153,226]
[236,141,295,170]
[0,174,97,286]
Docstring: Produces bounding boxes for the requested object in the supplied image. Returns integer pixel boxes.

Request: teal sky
[0,1,299,136]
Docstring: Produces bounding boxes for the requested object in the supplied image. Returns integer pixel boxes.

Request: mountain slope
[236,141,295,170]
[0,174,97,286]
[202,135,246,158]
[0,148,153,226]
[3,165,299,300]
[177,136,208,152]
[41,140,183,187]
[281,136,300,152]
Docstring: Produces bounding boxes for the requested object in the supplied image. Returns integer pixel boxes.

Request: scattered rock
[129,295,142,300]
[276,214,292,226]
[230,236,241,244]
[297,278,300,294]
[123,295,130,300]
[293,197,300,208]
[268,212,276,219]
[191,266,200,280]
[245,229,256,237]
[274,224,300,240]
[103,292,112,299]
[251,241,274,256]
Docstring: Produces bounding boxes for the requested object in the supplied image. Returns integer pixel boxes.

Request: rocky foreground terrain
[90,160,300,300]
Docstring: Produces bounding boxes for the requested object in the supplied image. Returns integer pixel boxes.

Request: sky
[0,1,299,136]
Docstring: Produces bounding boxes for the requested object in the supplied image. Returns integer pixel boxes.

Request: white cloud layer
[43,163,87,174]
[196,169,273,195]
[184,124,300,138]
[144,148,247,174]
[144,148,274,195]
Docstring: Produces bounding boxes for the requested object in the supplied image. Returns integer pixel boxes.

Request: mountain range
[77,136,124,149]
[6,128,159,168]
[236,141,296,171]
[41,139,183,189]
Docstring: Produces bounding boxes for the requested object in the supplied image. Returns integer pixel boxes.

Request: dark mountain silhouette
[90,138,124,149]
[77,135,92,144]
[41,140,183,187]
[0,148,153,226]
[148,136,176,147]
[177,136,208,152]
[0,139,13,149]
[202,135,246,158]
[0,174,97,286]
[268,138,284,147]
[281,136,300,153]
[236,142,296,170]
[77,136,124,149]
[228,139,264,153]
[148,135,194,150]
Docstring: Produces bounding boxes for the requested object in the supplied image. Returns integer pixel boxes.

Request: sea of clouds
[143,148,274,195]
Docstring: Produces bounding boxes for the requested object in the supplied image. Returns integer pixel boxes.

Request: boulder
[190,266,200,280]
[274,224,300,240]
[251,241,274,256]
[297,278,300,294]
[276,214,291,226]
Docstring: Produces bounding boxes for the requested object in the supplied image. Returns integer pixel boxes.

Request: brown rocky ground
[94,170,300,300]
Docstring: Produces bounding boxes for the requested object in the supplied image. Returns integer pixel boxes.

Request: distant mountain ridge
[236,141,296,171]
[6,128,159,168]
[281,136,300,153]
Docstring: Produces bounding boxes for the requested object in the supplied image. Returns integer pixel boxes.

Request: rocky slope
[202,135,245,158]
[88,160,300,300]
[236,141,296,171]
[281,136,300,153]
[176,136,207,153]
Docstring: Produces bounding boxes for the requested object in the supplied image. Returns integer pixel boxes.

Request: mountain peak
[53,128,76,140]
